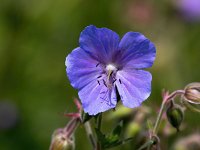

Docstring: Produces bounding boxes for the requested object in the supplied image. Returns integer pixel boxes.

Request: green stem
[97,113,102,150]
[138,90,185,150]
[97,113,102,130]
[84,121,96,150]
[152,100,166,135]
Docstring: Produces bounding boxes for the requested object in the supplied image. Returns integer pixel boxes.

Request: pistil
[105,64,117,89]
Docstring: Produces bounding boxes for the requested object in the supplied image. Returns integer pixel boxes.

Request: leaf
[95,128,120,149]
[112,121,122,136]
[95,128,107,144]
[104,137,133,149]
[95,122,132,149]
[104,140,121,149]
[137,140,154,150]
[105,134,119,145]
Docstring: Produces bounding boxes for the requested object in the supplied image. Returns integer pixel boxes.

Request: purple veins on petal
[79,25,120,63]
[65,25,156,115]
[116,69,152,108]
[65,47,102,90]
[78,78,117,115]
[118,32,156,69]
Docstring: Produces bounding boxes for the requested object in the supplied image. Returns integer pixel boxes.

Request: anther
[103,80,107,87]
[113,79,117,83]
[119,79,122,84]
[96,63,100,67]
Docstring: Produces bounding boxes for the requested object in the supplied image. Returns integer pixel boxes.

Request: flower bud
[166,101,184,132]
[183,82,200,104]
[49,129,75,150]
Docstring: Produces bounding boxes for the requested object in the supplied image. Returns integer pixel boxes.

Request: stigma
[105,64,117,89]
[106,64,117,72]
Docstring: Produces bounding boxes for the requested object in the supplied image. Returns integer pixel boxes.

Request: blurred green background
[0,0,200,149]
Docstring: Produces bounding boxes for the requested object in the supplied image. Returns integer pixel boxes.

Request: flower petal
[118,32,156,69]
[65,47,102,90]
[79,25,120,63]
[116,69,152,108]
[78,79,117,115]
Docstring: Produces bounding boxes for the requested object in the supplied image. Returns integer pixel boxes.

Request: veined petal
[78,79,117,115]
[116,69,152,108]
[79,25,120,63]
[65,47,102,90]
[118,32,156,69]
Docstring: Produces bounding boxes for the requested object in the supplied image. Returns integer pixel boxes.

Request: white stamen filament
[106,64,117,71]
[106,64,117,89]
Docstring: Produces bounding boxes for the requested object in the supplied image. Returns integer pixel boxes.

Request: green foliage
[95,122,132,149]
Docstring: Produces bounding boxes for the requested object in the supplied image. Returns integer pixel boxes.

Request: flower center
[96,63,118,90]
[105,64,117,89]
[106,64,117,72]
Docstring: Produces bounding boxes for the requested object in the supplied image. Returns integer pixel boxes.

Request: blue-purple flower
[66,25,156,115]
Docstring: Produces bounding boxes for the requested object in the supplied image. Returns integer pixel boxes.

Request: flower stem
[152,100,166,135]
[96,113,103,150]
[84,121,96,150]
[65,118,80,138]
[97,113,102,130]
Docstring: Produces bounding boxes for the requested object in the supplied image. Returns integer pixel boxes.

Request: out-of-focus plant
[173,0,200,21]
[50,99,81,150]
[173,133,200,150]
[138,82,200,150]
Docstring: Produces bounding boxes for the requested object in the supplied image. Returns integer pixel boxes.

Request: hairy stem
[65,118,80,138]
[84,121,96,150]
[152,100,166,135]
